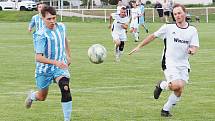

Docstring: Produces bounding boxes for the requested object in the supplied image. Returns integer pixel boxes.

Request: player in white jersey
[28,2,45,32]
[25,6,72,121]
[116,0,126,14]
[109,7,129,62]
[130,1,142,42]
[129,4,199,117]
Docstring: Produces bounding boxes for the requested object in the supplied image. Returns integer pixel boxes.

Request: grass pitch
[0,22,214,121]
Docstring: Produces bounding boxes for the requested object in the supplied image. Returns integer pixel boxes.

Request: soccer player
[138,1,149,33]
[28,2,46,32]
[116,0,126,14]
[25,6,72,121]
[109,7,129,62]
[163,0,171,23]
[129,4,199,117]
[130,1,141,42]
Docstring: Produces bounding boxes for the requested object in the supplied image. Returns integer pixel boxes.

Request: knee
[37,95,47,101]
[169,80,185,92]
[58,77,72,102]
[114,40,120,46]
[35,90,48,101]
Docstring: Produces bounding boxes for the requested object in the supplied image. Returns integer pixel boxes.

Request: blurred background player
[137,0,149,33]
[154,0,164,22]
[163,0,175,23]
[169,0,175,22]
[163,0,171,23]
[130,1,141,42]
[116,0,126,14]
[28,2,46,33]
[129,4,199,117]
[25,6,72,121]
[109,7,129,62]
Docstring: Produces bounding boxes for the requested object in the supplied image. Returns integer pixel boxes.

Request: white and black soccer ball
[88,44,107,64]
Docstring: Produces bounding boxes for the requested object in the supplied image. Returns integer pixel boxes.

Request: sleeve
[29,16,35,29]
[154,24,167,40]
[34,34,46,54]
[190,28,200,47]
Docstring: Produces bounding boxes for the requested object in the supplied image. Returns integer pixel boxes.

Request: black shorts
[164,11,170,16]
[157,10,163,17]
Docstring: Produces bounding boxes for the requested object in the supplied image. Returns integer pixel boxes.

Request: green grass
[0,22,215,121]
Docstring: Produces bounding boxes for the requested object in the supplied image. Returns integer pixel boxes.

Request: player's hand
[28,28,32,32]
[128,47,140,55]
[188,47,197,55]
[54,61,68,69]
[67,56,71,66]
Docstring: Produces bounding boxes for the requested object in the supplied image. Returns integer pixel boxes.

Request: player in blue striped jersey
[28,2,45,32]
[25,6,72,121]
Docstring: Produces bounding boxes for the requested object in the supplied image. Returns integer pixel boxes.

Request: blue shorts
[35,68,70,90]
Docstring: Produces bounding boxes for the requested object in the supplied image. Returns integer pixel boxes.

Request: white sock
[31,92,37,101]
[119,51,123,56]
[163,92,180,111]
[134,32,139,40]
[160,81,168,90]
[30,91,37,101]
[62,101,72,121]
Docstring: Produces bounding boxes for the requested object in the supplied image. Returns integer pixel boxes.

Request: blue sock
[62,101,72,121]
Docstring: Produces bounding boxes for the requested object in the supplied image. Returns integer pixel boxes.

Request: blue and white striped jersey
[33,23,68,75]
[29,14,44,32]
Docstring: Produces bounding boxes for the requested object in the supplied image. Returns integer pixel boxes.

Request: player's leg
[130,20,139,42]
[118,33,127,60]
[140,16,149,33]
[161,80,185,117]
[25,74,51,109]
[55,70,72,121]
[133,22,139,42]
[164,11,169,23]
[112,32,121,62]
[156,67,188,117]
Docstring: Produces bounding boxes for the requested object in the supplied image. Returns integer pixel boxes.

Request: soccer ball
[88,44,107,64]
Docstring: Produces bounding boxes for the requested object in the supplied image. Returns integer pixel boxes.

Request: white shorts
[164,66,189,84]
[130,19,139,29]
[112,32,127,42]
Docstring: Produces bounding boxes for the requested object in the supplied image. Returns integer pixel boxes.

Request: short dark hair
[37,2,43,6]
[41,6,56,17]
[121,7,126,10]
[173,3,186,13]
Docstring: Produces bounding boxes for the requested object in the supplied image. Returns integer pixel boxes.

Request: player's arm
[129,34,156,55]
[28,16,35,32]
[65,37,71,66]
[121,23,128,29]
[35,34,68,69]
[36,54,68,69]
[109,14,113,29]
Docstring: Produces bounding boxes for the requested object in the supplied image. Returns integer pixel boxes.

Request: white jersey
[154,23,199,69]
[131,7,141,21]
[111,13,129,34]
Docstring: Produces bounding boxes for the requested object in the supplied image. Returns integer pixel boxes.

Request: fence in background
[57,7,215,23]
